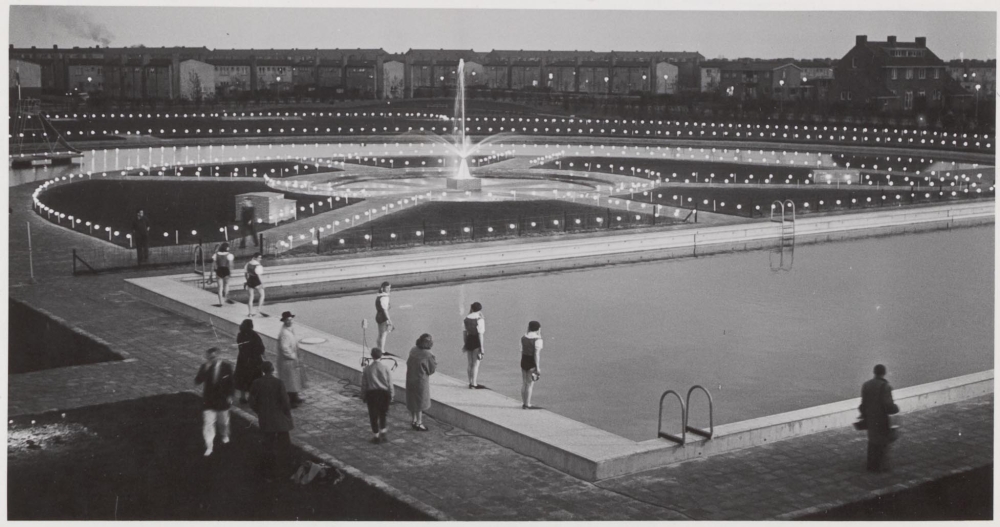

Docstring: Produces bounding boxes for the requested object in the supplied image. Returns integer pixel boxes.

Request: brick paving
[8,179,994,520]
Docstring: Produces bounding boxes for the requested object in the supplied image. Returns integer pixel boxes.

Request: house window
[851,57,857,68]
[891,68,897,80]
[904,91,913,109]
[918,68,926,79]
[905,68,913,80]
[847,91,852,101]
[933,68,940,79]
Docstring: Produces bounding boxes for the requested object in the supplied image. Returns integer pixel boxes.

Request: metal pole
[27,222,34,281]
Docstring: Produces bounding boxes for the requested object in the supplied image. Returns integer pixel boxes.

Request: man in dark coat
[239,197,259,248]
[131,209,151,265]
[194,346,235,457]
[249,361,294,480]
[859,364,900,472]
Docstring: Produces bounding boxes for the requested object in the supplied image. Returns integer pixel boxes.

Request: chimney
[855,35,867,46]
[915,37,926,48]
[53,45,58,49]
[887,36,897,45]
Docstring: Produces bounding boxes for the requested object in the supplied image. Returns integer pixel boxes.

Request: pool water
[271,225,994,441]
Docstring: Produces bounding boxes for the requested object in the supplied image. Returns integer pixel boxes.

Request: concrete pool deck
[123,199,994,480]
[8,175,995,519]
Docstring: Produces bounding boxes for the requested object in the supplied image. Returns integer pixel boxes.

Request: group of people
[211,243,266,317]
[193,313,306,480]
[373,282,544,410]
[358,281,545,445]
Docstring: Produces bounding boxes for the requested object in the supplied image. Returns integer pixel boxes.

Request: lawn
[23,104,992,155]
[537,155,990,188]
[290,199,669,254]
[615,183,993,218]
[38,178,357,247]
[7,393,429,521]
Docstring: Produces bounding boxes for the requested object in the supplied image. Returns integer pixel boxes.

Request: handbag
[852,419,867,431]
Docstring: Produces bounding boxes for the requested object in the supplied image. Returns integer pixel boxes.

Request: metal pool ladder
[769,200,796,272]
[193,245,213,289]
[657,385,715,444]
[770,200,796,246]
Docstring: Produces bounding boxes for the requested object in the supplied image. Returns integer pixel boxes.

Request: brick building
[10,45,701,101]
[828,35,950,112]
[715,61,803,100]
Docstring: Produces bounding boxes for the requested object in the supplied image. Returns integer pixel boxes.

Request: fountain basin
[446,177,483,191]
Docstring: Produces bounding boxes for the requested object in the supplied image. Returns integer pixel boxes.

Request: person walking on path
[131,209,151,265]
[462,302,486,389]
[248,361,294,481]
[405,333,437,431]
[520,321,544,410]
[375,282,394,354]
[194,346,235,457]
[859,364,900,472]
[244,253,266,317]
[277,311,306,407]
[234,319,266,404]
[239,197,259,249]
[212,242,235,307]
[361,347,395,443]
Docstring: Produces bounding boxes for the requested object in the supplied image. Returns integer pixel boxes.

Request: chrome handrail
[685,385,714,440]
[657,390,686,445]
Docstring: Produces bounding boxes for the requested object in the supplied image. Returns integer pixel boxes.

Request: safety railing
[657,384,715,444]
[685,385,714,440]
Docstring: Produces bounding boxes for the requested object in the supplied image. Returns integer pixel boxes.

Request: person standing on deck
[462,302,485,389]
[520,321,543,409]
[375,282,394,354]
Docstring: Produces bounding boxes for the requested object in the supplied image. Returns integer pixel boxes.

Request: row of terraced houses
[8,35,995,113]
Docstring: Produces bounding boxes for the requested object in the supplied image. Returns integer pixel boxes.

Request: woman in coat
[234,318,266,403]
[405,333,436,431]
[277,311,306,407]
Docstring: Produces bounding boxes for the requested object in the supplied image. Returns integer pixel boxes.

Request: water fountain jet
[446,59,481,191]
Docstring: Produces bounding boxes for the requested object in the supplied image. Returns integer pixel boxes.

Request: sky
[6,3,998,60]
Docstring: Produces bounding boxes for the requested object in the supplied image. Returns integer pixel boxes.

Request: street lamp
[778,79,785,116]
[975,83,982,123]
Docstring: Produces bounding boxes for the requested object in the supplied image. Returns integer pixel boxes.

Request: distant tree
[187,72,204,104]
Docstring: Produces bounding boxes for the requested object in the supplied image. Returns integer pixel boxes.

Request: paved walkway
[7,179,994,520]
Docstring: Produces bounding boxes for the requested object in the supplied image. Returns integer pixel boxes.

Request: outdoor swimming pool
[273,225,994,441]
